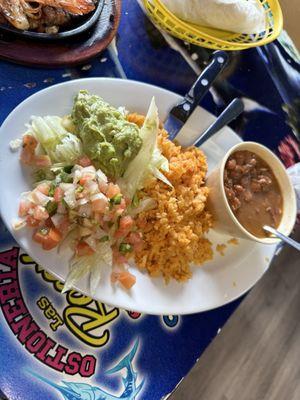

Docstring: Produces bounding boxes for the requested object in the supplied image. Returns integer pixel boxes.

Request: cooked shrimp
[21,0,42,20]
[0,0,29,30]
[33,0,95,15]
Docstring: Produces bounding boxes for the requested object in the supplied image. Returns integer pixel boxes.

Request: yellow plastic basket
[143,0,283,50]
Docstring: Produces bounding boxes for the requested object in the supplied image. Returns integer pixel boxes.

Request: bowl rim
[219,141,297,244]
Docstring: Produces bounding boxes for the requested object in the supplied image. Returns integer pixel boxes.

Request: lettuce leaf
[62,241,112,294]
[30,116,82,164]
[119,97,171,199]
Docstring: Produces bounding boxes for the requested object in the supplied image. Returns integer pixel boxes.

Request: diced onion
[77,198,89,206]
[60,183,74,192]
[29,190,51,206]
[90,192,107,202]
[84,236,97,251]
[12,219,26,231]
[10,138,22,152]
[78,204,92,217]
[51,213,64,228]
[96,169,108,183]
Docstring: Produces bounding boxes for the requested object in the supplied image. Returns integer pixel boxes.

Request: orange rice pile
[127,114,213,283]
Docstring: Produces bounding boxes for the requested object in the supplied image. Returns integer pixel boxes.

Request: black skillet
[0,0,104,41]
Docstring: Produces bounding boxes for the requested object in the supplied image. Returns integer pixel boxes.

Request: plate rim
[0,77,276,315]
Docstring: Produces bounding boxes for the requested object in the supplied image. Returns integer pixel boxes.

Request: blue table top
[0,2,299,400]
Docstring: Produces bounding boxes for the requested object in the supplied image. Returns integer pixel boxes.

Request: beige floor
[170,227,300,400]
[279,0,300,48]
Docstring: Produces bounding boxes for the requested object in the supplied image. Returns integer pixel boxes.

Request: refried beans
[224,150,283,238]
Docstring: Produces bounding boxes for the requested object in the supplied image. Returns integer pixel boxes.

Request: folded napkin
[160,0,266,34]
[288,163,300,220]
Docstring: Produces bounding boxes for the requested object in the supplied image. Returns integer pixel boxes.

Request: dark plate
[0,0,104,41]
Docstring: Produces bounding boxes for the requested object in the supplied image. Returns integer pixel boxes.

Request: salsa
[224,150,283,238]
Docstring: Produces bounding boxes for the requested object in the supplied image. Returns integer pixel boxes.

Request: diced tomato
[42,228,62,250]
[54,187,64,203]
[124,197,131,206]
[118,271,136,289]
[93,213,104,226]
[107,211,116,221]
[18,199,32,217]
[26,215,40,227]
[33,227,62,250]
[119,198,127,210]
[127,231,142,244]
[136,218,147,229]
[111,271,136,289]
[36,183,50,195]
[112,248,128,265]
[57,215,70,235]
[98,181,108,194]
[127,232,143,252]
[34,155,51,167]
[120,216,133,230]
[20,147,34,165]
[102,221,111,232]
[111,271,120,284]
[106,183,120,199]
[32,229,46,244]
[79,174,94,185]
[114,198,126,217]
[91,197,108,213]
[33,205,49,221]
[23,134,38,150]
[114,216,134,238]
[78,156,92,167]
[133,241,143,252]
[114,230,123,239]
[79,167,96,185]
[76,241,95,257]
[20,135,38,165]
[45,217,55,228]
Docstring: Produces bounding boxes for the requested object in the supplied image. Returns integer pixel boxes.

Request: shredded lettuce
[129,198,157,217]
[119,97,171,199]
[89,242,112,295]
[149,147,172,187]
[33,169,55,184]
[62,256,91,294]
[30,116,82,164]
[62,242,112,294]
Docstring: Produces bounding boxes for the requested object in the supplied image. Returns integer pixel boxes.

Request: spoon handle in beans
[194,98,244,147]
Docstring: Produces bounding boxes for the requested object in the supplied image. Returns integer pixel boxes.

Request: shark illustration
[27,340,144,400]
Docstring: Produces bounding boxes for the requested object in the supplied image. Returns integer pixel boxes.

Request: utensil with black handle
[164,50,229,141]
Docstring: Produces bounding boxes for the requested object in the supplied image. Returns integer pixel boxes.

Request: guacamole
[71,90,142,178]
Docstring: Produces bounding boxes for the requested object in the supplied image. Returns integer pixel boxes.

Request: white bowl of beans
[206,141,297,244]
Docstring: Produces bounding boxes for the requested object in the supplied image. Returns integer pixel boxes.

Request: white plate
[0,78,277,315]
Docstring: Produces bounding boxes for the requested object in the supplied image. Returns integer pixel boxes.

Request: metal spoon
[263,225,300,251]
[193,98,244,147]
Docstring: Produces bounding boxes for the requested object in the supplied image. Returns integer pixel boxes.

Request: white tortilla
[160,0,266,34]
